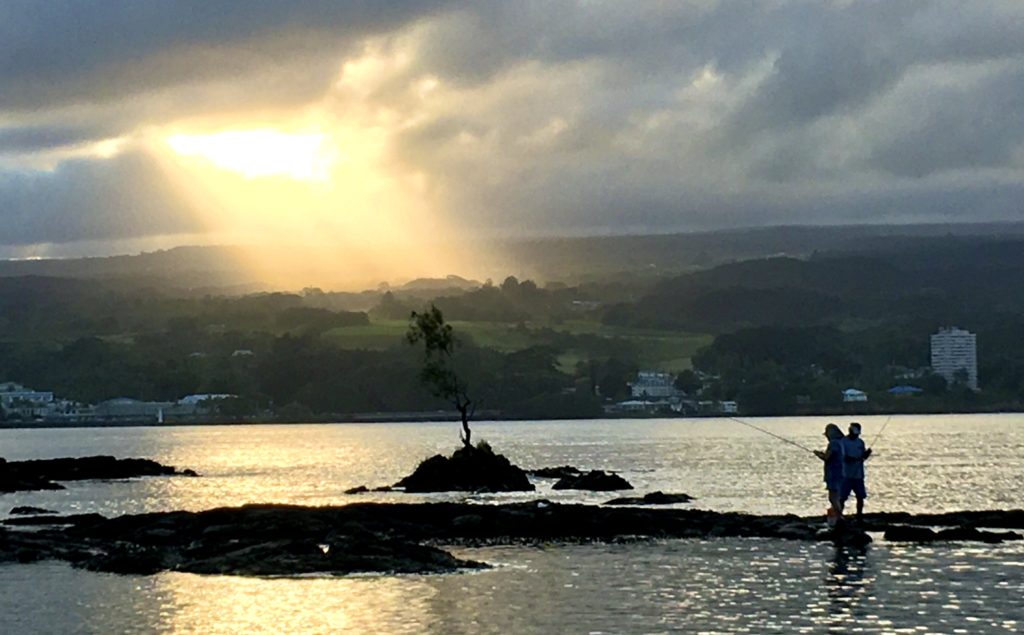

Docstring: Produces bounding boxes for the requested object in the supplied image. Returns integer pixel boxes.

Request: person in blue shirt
[814,423,846,524]
[840,422,873,521]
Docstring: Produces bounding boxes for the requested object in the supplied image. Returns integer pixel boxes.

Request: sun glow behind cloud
[165,130,336,181]
[157,119,466,290]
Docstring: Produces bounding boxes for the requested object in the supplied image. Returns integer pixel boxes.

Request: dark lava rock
[178,536,485,576]
[3,513,106,527]
[395,445,534,493]
[884,525,938,542]
[0,456,197,494]
[825,524,872,547]
[345,485,369,494]
[10,506,58,516]
[80,544,171,575]
[528,466,582,479]
[8,456,196,481]
[553,470,633,491]
[884,524,1023,544]
[862,509,1024,530]
[935,526,1022,543]
[3,503,1021,578]
[0,466,63,494]
[604,491,693,506]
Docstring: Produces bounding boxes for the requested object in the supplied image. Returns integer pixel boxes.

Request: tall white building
[930,327,978,390]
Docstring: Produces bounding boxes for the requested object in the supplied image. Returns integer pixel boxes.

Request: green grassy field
[322,319,711,373]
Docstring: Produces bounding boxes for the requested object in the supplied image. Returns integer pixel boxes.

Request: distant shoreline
[2,408,1021,430]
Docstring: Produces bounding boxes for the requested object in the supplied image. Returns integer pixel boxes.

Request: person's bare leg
[829,490,843,524]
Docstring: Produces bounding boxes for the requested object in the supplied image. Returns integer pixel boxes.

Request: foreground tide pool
[2,415,1023,633]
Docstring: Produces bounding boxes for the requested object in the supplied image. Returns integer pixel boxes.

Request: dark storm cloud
[2,1,1024,248]
[385,1,1024,231]
[0,0,452,110]
[0,123,125,153]
[0,151,201,244]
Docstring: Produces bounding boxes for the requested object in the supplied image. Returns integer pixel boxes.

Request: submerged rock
[553,470,633,491]
[885,524,1023,544]
[9,506,59,516]
[604,491,693,506]
[829,523,873,548]
[395,445,534,493]
[528,466,582,479]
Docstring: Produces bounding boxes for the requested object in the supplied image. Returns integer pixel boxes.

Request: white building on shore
[930,327,978,390]
[0,382,55,418]
[629,371,684,399]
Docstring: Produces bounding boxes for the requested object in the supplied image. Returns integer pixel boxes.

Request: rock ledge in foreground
[5,503,1023,578]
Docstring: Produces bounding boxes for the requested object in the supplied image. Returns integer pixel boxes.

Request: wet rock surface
[604,491,694,505]
[10,506,59,516]
[394,445,534,493]
[0,456,197,494]
[2,503,1021,578]
[528,465,582,479]
[553,470,633,491]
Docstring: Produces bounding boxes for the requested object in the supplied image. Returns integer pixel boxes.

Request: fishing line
[868,414,893,449]
[723,415,816,455]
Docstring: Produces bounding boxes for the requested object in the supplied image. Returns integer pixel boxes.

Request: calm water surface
[1,415,1022,633]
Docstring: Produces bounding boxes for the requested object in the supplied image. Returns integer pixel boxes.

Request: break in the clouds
[2,0,1024,251]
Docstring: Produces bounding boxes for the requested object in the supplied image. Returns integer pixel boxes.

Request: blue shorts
[840,478,867,501]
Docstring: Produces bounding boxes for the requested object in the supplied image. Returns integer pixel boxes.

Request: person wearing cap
[840,422,872,520]
[814,423,846,524]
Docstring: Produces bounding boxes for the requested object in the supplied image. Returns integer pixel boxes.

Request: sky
[2,1,1024,276]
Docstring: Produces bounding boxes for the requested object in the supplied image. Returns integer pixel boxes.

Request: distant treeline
[4,234,1024,417]
[604,238,1024,332]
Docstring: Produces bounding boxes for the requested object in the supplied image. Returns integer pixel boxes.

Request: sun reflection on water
[2,416,1024,632]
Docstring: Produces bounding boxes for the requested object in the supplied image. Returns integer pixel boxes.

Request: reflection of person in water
[824,545,872,623]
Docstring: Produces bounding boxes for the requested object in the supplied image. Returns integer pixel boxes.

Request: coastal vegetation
[3,233,1024,420]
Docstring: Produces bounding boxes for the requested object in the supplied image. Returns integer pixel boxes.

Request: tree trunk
[458,405,472,447]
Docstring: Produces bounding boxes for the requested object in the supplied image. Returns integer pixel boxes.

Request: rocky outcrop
[553,470,632,491]
[394,445,534,493]
[2,503,1021,578]
[0,456,198,494]
[528,466,582,479]
[10,506,58,516]
[344,485,393,494]
[604,491,694,505]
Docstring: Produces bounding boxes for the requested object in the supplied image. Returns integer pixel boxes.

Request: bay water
[1,415,1022,633]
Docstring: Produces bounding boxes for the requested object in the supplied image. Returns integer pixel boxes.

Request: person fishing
[814,423,846,526]
[840,422,872,521]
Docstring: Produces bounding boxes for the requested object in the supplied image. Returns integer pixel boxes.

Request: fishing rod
[723,415,817,455]
[868,414,893,449]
